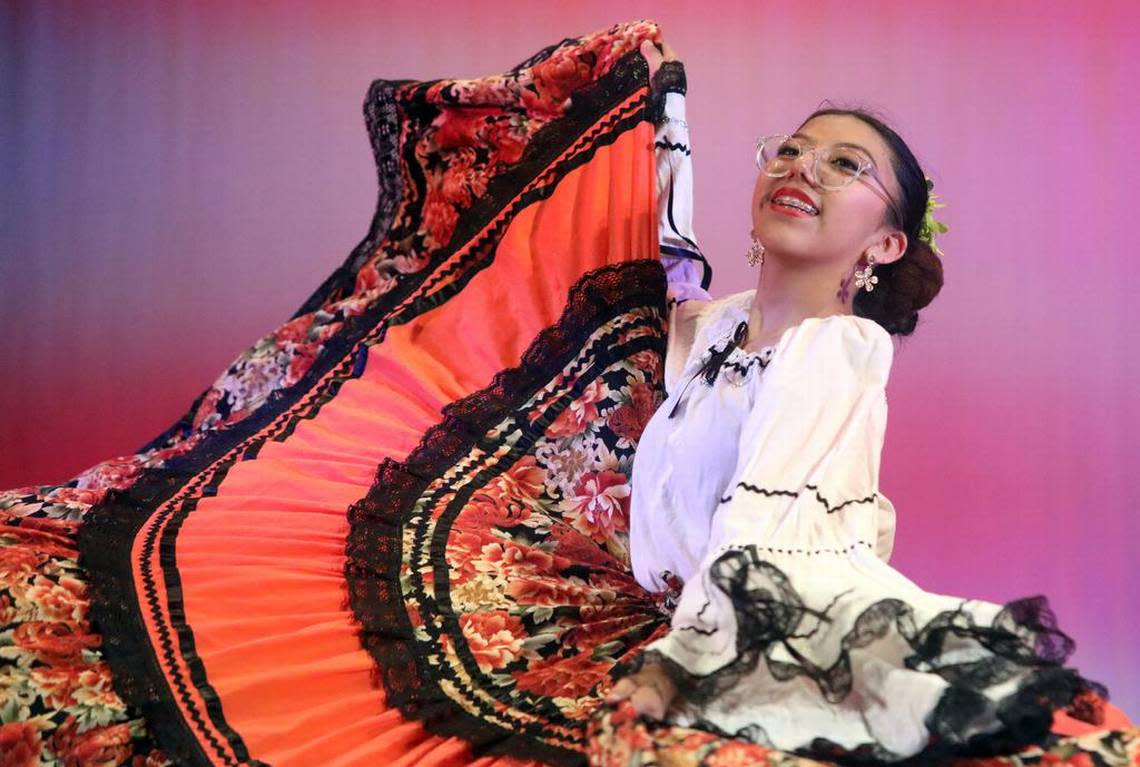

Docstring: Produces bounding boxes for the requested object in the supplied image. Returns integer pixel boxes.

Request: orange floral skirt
[1,20,1133,767]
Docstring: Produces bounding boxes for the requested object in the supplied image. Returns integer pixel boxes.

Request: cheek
[751,177,770,210]
[820,195,879,237]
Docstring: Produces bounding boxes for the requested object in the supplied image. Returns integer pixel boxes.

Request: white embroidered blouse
[638,88,898,672]
[628,288,899,662]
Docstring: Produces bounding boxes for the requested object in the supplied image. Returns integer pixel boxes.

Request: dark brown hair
[799,106,945,336]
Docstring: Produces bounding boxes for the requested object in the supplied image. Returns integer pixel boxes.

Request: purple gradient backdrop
[2,1,1137,715]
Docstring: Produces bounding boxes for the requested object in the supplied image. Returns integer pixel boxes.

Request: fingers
[639,38,664,60]
[639,39,663,79]
[605,678,667,719]
[630,685,668,720]
[605,676,637,703]
[660,40,679,62]
[605,668,677,720]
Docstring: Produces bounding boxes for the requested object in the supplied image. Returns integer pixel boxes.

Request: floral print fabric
[1,19,666,765]
[2,19,1136,767]
[0,513,167,765]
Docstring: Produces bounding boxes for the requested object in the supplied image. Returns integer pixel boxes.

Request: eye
[776,142,801,157]
[827,148,869,175]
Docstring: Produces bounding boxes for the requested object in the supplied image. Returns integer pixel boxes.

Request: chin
[753,223,808,250]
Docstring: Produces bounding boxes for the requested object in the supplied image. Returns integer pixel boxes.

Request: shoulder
[776,314,894,388]
[666,296,707,347]
[667,289,738,345]
[681,288,752,341]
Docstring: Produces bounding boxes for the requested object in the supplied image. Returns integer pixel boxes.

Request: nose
[788,148,820,186]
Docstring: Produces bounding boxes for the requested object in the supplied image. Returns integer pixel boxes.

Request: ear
[871,228,907,266]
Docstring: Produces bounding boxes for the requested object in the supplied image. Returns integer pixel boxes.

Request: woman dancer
[597,40,1123,764]
[1,21,1132,767]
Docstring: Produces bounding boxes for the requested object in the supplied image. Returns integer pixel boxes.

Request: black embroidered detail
[654,139,692,155]
[728,540,875,557]
[718,356,768,377]
[678,625,719,636]
[624,549,1108,765]
[719,482,879,514]
[718,486,796,503]
[676,599,719,636]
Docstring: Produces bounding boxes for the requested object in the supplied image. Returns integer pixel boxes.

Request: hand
[605,659,678,719]
[638,39,679,88]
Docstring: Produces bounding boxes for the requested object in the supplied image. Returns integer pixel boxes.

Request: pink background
[2,1,1137,716]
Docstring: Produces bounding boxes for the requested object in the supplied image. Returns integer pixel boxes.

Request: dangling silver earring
[746,236,765,268]
[854,254,878,292]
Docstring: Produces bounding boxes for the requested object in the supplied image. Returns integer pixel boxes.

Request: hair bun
[854,239,944,337]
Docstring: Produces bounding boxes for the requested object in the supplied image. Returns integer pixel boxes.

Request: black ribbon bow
[668,320,749,419]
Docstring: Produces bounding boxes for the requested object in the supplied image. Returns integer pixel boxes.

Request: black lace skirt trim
[633,547,1109,765]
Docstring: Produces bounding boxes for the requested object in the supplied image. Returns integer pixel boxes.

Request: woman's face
[750,114,904,266]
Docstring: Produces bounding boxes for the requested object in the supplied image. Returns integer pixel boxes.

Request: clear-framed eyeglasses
[755,134,903,227]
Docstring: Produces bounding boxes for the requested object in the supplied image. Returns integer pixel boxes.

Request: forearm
[651,64,710,304]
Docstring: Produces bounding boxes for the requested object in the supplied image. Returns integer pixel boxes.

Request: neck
[746,253,855,349]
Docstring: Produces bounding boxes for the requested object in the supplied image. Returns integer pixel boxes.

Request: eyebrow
[789,132,878,166]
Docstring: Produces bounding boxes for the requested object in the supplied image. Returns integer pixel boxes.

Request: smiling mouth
[765,188,821,215]
[767,198,819,217]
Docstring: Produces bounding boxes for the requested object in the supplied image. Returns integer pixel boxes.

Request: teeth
[773,196,818,214]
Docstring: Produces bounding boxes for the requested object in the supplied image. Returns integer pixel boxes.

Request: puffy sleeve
[651,66,711,399]
[642,315,896,680]
[650,62,711,307]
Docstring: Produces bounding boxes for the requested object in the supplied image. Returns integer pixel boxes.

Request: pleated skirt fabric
[1,20,1134,767]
